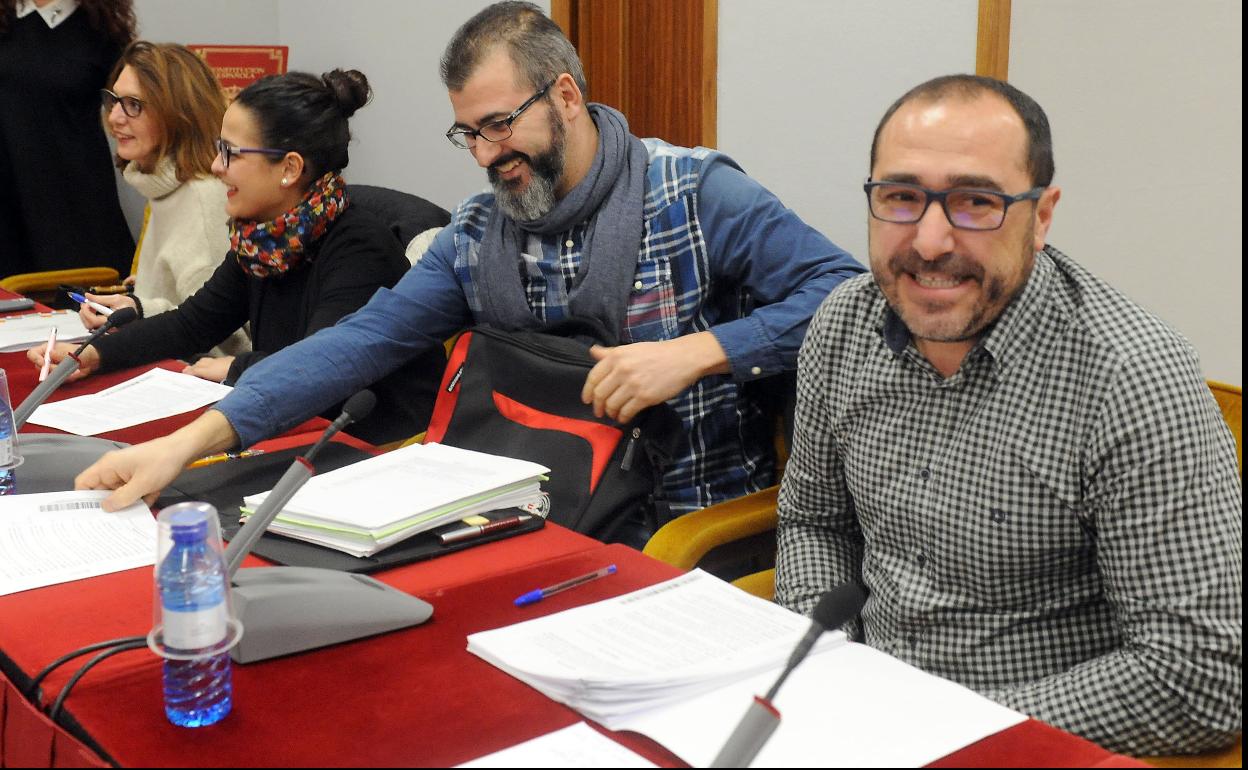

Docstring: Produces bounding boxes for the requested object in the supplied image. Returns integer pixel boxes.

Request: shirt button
[915,550,927,567]
[919,467,931,480]
[750,366,762,376]
[634,280,644,290]
[565,239,575,248]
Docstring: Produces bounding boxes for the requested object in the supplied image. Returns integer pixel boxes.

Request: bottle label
[163,602,228,650]
[0,437,14,467]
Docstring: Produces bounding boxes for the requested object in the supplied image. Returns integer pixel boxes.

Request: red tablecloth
[0,541,1143,768]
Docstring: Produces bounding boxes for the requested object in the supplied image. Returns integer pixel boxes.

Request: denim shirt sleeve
[697,158,864,380]
[216,226,471,447]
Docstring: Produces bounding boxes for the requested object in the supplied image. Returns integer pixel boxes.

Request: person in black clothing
[0,0,137,278]
[29,68,443,444]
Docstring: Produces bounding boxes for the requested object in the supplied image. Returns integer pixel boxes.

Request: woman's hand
[78,292,138,331]
[182,355,235,383]
[26,341,101,382]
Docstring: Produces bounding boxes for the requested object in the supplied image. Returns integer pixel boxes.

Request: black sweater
[92,205,442,443]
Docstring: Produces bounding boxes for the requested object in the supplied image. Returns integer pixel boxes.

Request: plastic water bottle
[158,507,233,727]
[1,369,19,496]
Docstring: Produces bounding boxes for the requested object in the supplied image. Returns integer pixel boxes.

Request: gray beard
[490,106,567,222]
[493,166,559,221]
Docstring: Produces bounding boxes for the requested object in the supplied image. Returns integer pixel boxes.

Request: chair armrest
[643,486,779,570]
[0,268,121,294]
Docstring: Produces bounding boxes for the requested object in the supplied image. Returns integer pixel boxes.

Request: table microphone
[12,306,138,429]
[710,583,867,768]
[223,389,375,578]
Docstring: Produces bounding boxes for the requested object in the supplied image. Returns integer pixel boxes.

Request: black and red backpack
[422,320,680,545]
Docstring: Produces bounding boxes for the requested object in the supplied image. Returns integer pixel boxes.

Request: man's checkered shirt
[776,246,1241,755]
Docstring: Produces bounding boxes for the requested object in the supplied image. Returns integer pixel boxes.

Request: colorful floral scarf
[231,171,348,278]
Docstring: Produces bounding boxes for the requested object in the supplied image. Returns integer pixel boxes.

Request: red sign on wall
[188,45,289,101]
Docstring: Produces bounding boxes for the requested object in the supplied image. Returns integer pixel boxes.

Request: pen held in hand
[515,564,618,607]
[38,326,57,382]
[68,292,113,317]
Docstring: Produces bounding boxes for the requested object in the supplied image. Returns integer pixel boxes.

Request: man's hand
[26,342,100,382]
[183,355,235,383]
[581,332,730,423]
[78,292,137,331]
[76,411,240,511]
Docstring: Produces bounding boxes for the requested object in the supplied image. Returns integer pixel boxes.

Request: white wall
[127,0,550,224]
[717,0,979,267]
[1010,0,1242,384]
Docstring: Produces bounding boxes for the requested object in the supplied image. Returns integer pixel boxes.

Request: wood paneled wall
[552,0,717,148]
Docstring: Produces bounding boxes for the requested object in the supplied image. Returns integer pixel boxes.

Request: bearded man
[75,2,862,542]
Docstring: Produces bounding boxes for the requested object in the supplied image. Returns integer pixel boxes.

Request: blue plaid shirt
[219,140,863,516]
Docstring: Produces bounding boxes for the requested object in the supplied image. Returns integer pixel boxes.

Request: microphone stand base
[9,434,129,493]
[230,566,433,663]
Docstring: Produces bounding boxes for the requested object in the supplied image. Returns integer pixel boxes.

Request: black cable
[26,635,146,707]
[48,640,149,724]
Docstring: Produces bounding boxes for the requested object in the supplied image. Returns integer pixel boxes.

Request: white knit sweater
[124,158,250,356]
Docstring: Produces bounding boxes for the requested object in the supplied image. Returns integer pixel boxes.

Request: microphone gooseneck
[711,583,868,768]
[12,306,140,429]
[222,391,375,577]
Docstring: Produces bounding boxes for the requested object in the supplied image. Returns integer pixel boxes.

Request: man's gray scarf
[475,103,648,340]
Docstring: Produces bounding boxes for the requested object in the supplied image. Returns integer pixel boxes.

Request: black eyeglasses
[215,137,289,169]
[864,180,1045,231]
[101,89,144,119]
[445,79,556,150]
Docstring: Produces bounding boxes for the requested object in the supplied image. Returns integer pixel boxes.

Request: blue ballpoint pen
[68,292,113,317]
[514,564,618,607]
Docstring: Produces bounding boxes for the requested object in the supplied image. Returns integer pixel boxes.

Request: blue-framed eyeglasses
[864,180,1045,231]
[215,137,289,169]
[445,79,556,149]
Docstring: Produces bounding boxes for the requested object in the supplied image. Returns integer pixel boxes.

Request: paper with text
[614,641,1026,768]
[26,367,232,435]
[0,491,156,595]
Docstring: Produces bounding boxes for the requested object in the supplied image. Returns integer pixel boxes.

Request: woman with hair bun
[79,40,249,357]
[30,68,441,443]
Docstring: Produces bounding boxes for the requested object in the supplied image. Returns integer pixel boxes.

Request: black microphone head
[107,307,139,327]
[342,390,377,424]
[813,583,867,631]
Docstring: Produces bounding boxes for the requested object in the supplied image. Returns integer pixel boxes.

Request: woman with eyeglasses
[0,0,137,278]
[29,68,442,443]
[78,40,249,357]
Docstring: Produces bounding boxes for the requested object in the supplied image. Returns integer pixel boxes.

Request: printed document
[0,310,90,353]
[0,491,156,596]
[457,722,656,768]
[243,442,549,557]
[467,569,1026,767]
[466,570,845,724]
[26,367,232,435]
[614,641,1026,768]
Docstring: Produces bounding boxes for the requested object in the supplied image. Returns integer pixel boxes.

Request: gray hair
[440,1,588,96]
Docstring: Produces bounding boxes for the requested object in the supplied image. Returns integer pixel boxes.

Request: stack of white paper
[0,310,89,353]
[466,570,846,726]
[0,490,157,596]
[242,442,550,557]
[467,571,1026,767]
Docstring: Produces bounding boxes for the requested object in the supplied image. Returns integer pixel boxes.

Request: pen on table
[38,326,57,382]
[439,514,532,545]
[67,292,113,317]
[514,564,617,607]
[186,449,265,469]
